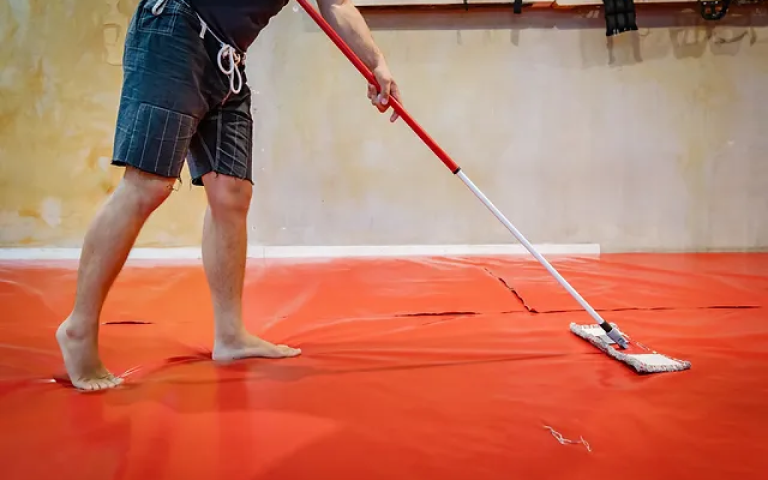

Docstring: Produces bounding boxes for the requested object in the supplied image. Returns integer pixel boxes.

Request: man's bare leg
[200,172,301,361]
[57,167,176,390]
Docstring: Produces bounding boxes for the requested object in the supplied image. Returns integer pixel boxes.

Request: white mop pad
[570,323,691,374]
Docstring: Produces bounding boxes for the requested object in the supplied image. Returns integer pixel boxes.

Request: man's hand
[367,63,401,123]
[317,0,401,122]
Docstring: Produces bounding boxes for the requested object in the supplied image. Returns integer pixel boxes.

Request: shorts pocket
[118,102,198,179]
[135,0,184,37]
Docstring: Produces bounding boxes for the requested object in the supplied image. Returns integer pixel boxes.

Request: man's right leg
[57,0,213,390]
[57,168,176,390]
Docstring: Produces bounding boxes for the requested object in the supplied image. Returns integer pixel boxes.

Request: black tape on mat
[602,0,639,37]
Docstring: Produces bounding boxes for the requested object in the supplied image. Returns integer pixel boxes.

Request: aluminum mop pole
[296,0,629,349]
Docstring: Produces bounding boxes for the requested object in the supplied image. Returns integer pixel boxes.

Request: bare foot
[212,332,302,362]
[56,317,124,391]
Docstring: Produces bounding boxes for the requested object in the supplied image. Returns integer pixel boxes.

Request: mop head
[570,323,691,374]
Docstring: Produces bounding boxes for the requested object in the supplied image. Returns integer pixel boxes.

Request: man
[56,0,402,391]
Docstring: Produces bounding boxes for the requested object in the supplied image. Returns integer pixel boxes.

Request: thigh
[112,0,226,179]
[187,86,254,187]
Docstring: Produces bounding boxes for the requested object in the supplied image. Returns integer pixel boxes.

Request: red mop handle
[296,0,460,173]
[295,1,631,350]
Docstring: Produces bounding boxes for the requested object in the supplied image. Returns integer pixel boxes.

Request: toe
[74,379,98,391]
[96,378,112,390]
[279,345,301,357]
[100,375,122,389]
[72,374,122,391]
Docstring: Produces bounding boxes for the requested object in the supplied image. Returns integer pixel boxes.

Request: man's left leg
[188,83,301,361]
[202,172,300,360]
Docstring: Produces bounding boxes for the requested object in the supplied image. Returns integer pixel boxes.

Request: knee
[205,174,252,217]
[118,167,175,216]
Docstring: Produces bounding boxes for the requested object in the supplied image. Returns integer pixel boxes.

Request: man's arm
[316,0,401,122]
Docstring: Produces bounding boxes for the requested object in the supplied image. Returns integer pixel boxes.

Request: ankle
[60,314,98,340]
[214,326,247,346]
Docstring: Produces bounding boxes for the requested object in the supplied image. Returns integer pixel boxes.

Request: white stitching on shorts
[229,115,238,174]
[167,116,183,177]
[154,108,170,174]
[233,115,248,173]
[199,133,216,168]
[215,113,222,171]
[124,105,142,163]
[139,105,153,167]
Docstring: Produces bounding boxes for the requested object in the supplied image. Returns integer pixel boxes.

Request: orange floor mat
[481,253,768,312]
[1,253,767,479]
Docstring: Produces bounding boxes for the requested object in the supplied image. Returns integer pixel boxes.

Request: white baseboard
[0,244,600,261]
[251,244,600,258]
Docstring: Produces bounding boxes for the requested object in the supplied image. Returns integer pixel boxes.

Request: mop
[295,0,691,375]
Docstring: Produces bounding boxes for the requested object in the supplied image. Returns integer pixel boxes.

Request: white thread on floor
[544,426,592,452]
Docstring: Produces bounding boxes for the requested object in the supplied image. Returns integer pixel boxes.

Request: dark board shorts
[113,0,252,186]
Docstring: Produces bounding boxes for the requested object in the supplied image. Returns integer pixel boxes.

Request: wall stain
[18,208,40,219]
[103,0,129,66]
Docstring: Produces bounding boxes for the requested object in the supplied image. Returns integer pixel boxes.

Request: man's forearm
[318,0,386,71]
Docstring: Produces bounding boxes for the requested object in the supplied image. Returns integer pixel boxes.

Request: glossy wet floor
[1,253,767,479]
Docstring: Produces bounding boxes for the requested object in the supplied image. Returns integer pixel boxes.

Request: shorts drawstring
[151,0,244,96]
[151,0,167,15]
[197,15,243,95]
[215,43,243,95]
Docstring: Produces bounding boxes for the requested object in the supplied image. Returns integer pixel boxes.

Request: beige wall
[1,1,767,251]
[0,0,208,247]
